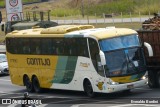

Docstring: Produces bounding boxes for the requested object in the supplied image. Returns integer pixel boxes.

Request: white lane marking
[0,91,23,95]
[108,104,160,107]
[71,104,85,107]
[0,91,14,96]
[0,79,11,82]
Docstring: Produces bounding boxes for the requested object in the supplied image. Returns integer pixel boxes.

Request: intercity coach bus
[5,25,153,97]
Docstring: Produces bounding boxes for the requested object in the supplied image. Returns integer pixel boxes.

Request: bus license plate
[127,84,134,89]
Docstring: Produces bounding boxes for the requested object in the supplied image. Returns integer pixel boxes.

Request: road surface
[0,75,160,107]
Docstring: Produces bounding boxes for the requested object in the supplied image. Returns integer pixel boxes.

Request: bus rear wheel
[84,80,95,98]
[32,76,41,93]
[148,71,157,88]
[157,72,160,88]
[23,76,34,92]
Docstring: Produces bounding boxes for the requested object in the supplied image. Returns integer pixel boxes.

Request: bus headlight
[141,75,148,80]
[109,81,119,85]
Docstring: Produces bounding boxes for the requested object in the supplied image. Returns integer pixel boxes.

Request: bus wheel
[148,71,157,88]
[84,80,95,98]
[123,89,131,94]
[23,76,34,92]
[157,72,160,88]
[32,76,41,93]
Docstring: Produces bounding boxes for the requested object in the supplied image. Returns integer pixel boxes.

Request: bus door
[88,38,106,92]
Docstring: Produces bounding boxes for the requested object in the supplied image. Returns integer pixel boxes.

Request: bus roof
[6,25,137,40]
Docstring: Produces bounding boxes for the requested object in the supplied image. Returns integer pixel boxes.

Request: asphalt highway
[0,75,160,107]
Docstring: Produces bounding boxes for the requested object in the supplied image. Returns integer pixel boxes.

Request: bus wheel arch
[23,75,34,92]
[83,78,95,98]
[32,75,41,93]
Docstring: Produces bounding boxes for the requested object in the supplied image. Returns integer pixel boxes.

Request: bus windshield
[99,35,146,77]
[99,35,140,51]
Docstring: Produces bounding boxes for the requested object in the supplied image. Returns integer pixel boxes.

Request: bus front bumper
[106,79,148,93]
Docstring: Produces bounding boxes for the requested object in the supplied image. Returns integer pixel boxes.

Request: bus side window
[55,39,64,55]
[41,38,52,55]
[64,38,77,56]
[89,38,99,60]
[77,38,89,57]
[6,38,17,54]
[15,38,23,54]
[32,39,41,54]
[89,38,104,76]
[71,38,77,56]
[51,39,57,55]
[89,38,98,70]
[23,39,30,54]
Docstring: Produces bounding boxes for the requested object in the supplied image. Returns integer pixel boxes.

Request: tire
[148,71,157,88]
[123,89,131,94]
[23,76,34,92]
[32,76,41,93]
[84,80,95,98]
[157,72,160,88]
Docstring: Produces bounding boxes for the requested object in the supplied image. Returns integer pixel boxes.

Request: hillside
[0,0,160,21]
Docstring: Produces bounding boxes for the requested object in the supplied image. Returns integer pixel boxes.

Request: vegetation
[0,0,159,18]
[44,0,160,17]
[85,0,160,15]
[93,22,141,30]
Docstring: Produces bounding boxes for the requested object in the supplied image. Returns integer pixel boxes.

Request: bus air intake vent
[41,25,80,34]
[11,30,19,34]
[78,25,95,30]
[40,25,94,34]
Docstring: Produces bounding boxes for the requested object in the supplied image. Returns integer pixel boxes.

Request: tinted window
[6,37,89,57]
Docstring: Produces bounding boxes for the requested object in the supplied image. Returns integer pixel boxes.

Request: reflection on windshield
[105,50,125,74]
[104,48,145,77]
[99,35,140,51]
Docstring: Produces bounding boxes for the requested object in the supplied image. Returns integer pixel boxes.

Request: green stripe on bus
[52,56,78,84]
[60,56,78,84]
[52,56,68,83]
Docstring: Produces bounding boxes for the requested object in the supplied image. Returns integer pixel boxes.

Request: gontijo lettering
[27,58,50,66]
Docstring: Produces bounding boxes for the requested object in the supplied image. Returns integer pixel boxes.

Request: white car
[0,54,9,75]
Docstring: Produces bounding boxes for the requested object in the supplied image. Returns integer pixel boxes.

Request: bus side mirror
[99,50,106,65]
[144,42,153,57]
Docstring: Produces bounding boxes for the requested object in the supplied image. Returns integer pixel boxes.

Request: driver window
[89,38,104,76]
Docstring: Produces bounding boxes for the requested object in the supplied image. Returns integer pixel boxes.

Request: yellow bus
[5,25,153,97]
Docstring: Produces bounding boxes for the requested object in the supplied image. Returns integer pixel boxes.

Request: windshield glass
[99,35,146,77]
[0,54,7,62]
[104,48,146,77]
[99,35,140,51]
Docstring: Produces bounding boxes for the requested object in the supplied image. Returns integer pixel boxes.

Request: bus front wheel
[23,76,34,92]
[32,76,41,93]
[84,80,95,98]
